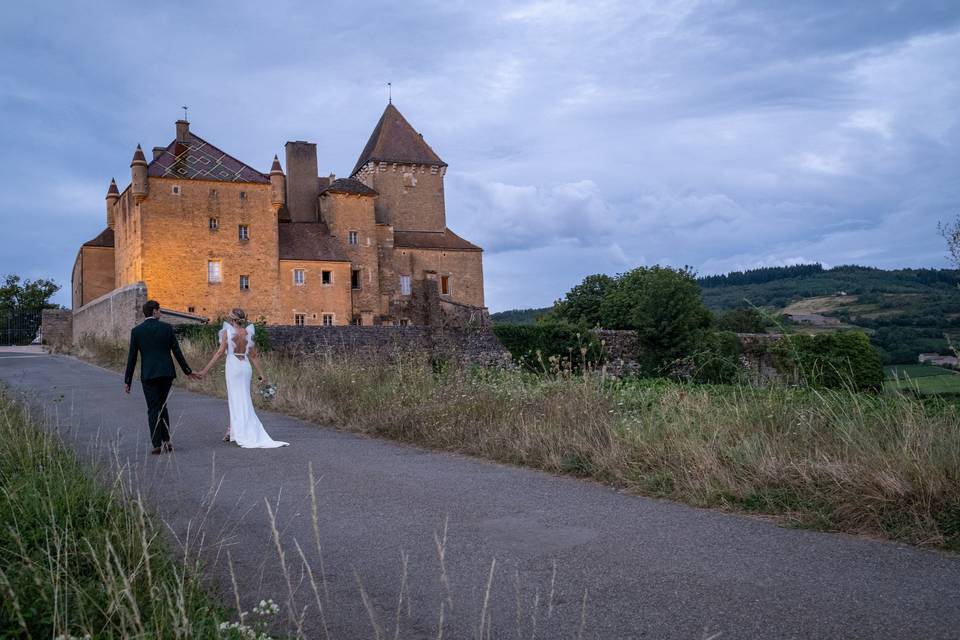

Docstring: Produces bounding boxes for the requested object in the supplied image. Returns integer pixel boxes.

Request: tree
[940,216,960,269]
[0,275,60,311]
[716,307,768,333]
[600,266,712,373]
[552,274,615,327]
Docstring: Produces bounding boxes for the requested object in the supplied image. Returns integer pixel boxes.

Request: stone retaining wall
[40,309,73,352]
[72,282,147,344]
[267,324,511,367]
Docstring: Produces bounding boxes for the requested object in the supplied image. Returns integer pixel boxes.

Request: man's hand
[188,372,202,381]
[124,383,130,394]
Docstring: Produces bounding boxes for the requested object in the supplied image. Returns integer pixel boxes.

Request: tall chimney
[284,141,319,222]
[175,119,190,142]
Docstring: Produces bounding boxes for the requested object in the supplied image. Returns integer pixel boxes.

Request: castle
[71,104,485,326]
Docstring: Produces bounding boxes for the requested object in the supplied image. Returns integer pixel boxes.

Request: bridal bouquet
[258,382,278,401]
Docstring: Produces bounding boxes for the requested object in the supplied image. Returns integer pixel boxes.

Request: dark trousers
[141,377,174,448]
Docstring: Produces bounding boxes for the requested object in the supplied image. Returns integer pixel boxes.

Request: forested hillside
[492,264,960,364]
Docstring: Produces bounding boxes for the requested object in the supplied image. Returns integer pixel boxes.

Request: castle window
[294,313,305,326]
[402,172,417,188]
[400,275,411,296]
[239,191,246,200]
[209,217,219,231]
[399,318,411,327]
[209,189,217,198]
[171,185,181,195]
[322,313,334,326]
[207,260,222,284]
[238,224,249,241]
[293,269,305,286]
[188,306,195,313]
[441,275,450,295]
[321,270,332,285]
[351,269,361,290]
[239,275,249,290]
[348,231,359,246]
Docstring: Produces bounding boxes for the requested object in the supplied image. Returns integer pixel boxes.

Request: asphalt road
[1,351,958,639]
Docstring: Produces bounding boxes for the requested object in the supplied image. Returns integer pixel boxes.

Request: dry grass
[76,336,960,551]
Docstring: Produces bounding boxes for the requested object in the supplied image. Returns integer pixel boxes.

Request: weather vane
[182,105,188,121]
[387,83,392,104]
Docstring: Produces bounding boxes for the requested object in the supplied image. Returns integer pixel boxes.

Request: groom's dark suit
[124,317,193,449]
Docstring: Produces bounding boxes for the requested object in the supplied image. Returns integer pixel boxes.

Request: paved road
[2,352,959,639]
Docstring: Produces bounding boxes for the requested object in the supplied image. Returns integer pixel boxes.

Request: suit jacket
[124,318,192,385]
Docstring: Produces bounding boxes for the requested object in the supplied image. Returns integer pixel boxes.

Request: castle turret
[105,178,119,228]
[269,154,286,213]
[130,144,148,204]
[350,103,447,230]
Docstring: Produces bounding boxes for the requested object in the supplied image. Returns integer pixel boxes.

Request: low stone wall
[72,282,148,344]
[267,324,511,367]
[40,309,73,352]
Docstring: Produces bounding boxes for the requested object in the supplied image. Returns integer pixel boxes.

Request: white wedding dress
[221,322,288,448]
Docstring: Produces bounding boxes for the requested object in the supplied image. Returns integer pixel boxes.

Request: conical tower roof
[130,144,147,166]
[106,178,120,198]
[270,155,283,175]
[351,103,446,176]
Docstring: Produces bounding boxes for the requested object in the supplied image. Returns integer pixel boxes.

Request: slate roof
[148,133,269,184]
[321,178,378,197]
[83,227,115,248]
[393,229,481,252]
[278,222,349,262]
[351,104,446,176]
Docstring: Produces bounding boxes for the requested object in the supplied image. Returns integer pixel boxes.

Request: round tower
[130,144,148,204]
[105,178,120,228]
[269,154,286,213]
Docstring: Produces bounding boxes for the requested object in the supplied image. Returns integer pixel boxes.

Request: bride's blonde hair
[228,308,247,325]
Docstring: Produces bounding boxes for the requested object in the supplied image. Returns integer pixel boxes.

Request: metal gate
[0,309,42,346]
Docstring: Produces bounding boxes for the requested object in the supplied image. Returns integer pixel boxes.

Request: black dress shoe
[162,442,174,453]
[150,447,162,455]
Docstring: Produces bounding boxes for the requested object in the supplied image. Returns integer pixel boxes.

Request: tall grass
[76,336,960,551]
[0,389,230,638]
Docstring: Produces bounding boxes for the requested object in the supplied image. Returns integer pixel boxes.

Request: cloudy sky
[2,1,958,311]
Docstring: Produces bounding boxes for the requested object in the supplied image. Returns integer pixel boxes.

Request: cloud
[1,0,958,312]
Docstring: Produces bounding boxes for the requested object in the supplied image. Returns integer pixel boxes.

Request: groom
[124,300,199,454]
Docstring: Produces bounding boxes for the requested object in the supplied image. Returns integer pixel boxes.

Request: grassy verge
[76,336,960,551]
[0,389,234,638]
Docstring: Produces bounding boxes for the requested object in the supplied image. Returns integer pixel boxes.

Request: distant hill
[490,307,550,325]
[493,265,960,364]
[697,264,960,363]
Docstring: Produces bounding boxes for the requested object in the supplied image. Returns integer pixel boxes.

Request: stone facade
[72,103,486,328]
[72,282,147,343]
[131,178,278,321]
[278,259,352,326]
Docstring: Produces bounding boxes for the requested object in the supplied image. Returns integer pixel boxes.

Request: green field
[884,364,960,395]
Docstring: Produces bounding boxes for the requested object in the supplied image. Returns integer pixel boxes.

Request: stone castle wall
[267,324,510,367]
[41,309,73,352]
[72,282,147,344]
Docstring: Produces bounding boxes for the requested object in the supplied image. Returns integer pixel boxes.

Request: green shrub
[775,331,884,392]
[492,322,604,371]
[715,307,769,333]
[687,330,744,384]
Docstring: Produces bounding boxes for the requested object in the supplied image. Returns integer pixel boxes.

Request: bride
[198,308,288,448]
